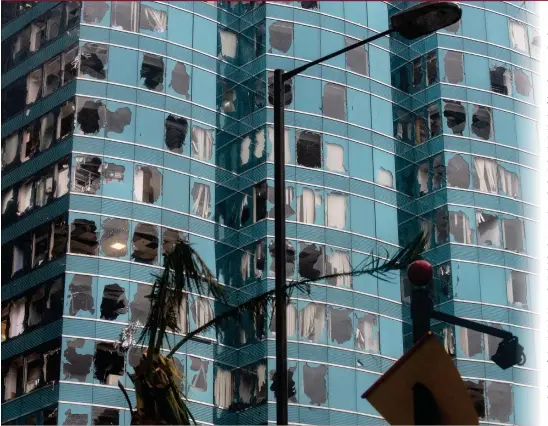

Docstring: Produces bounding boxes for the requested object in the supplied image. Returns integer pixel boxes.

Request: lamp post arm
[283,28,394,81]
[431,310,513,340]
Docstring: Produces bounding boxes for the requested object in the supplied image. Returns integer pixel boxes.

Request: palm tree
[119,232,428,424]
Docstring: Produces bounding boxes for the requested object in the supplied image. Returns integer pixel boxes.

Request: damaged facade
[1,1,539,425]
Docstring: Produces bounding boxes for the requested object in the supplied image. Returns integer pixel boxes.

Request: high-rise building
[1,1,540,425]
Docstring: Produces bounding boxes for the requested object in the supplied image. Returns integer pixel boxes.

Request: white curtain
[140,5,167,32]
[376,168,393,188]
[450,212,472,244]
[192,127,213,161]
[473,157,498,193]
[418,164,429,194]
[241,251,251,280]
[297,188,316,224]
[299,303,325,342]
[18,182,33,213]
[270,303,297,336]
[3,134,19,166]
[56,165,70,197]
[325,143,346,173]
[476,213,500,246]
[177,295,188,333]
[134,167,144,202]
[214,368,234,408]
[240,136,251,166]
[13,247,24,275]
[40,113,55,151]
[327,193,347,229]
[191,360,208,391]
[192,298,213,328]
[35,177,53,208]
[4,364,18,401]
[220,30,238,59]
[509,20,528,52]
[498,165,520,198]
[254,243,264,278]
[26,70,42,105]
[2,189,14,214]
[254,129,265,158]
[421,220,432,249]
[256,363,267,402]
[327,250,351,288]
[192,183,211,218]
[356,315,378,352]
[9,298,26,338]
[268,127,290,163]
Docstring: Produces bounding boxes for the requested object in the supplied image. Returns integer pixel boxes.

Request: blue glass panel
[136,106,165,150]
[479,265,507,305]
[167,5,194,46]
[379,316,403,358]
[193,15,217,56]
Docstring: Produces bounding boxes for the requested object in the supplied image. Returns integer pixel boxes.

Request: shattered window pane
[80,43,108,80]
[165,115,188,153]
[139,4,167,33]
[269,21,293,53]
[485,323,504,358]
[489,66,512,95]
[446,154,470,189]
[132,223,159,264]
[507,271,527,307]
[74,156,102,194]
[297,188,321,224]
[134,165,162,204]
[65,2,81,28]
[26,68,42,105]
[428,104,441,137]
[465,380,486,418]
[189,357,209,392]
[140,53,164,91]
[92,407,120,426]
[296,131,321,168]
[473,157,498,193]
[443,51,463,84]
[43,57,61,97]
[509,20,528,53]
[461,328,482,357]
[69,275,95,316]
[94,342,125,385]
[163,228,186,255]
[191,297,214,328]
[328,307,352,344]
[299,303,325,342]
[269,240,296,278]
[220,30,238,59]
[17,179,35,214]
[192,127,214,161]
[63,338,93,382]
[486,382,513,423]
[58,100,75,139]
[8,297,26,338]
[514,68,531,97]
[46,5,62,40]
[326,249,351,288]
[40,112,55,151]
[322,83,346,121]
[356,313,379,352]
[77,99,105,135]
[104,105,132,135]
[325,142,346,173]
[32,224,51,267]
[130,285,150,325]
[412,57,422,87]
[471,106,492,140]
[303,364,327,405]
[214,366,234,408]
[301,1,318,9]
[270,367,297,402]
[21,122,40,162]
[221,87,236,113]
[63,409,89,425]
[443,100,466,135]
[326,192,347,229]
[254,181,268,222]
[255,241,265,278]
[2,188,15,218]
[376,167,394,188]
[25,353,42,393]
[345,37,368,75]
[170,62,190,98]
[100,218,129,258]
[191,182,211,218]
[432,155,444,190]
[35,168,55,208]
[270,303,297,337]
[418,163,429,195]
[299,243,324,280]
[112,1,138,32]
[70,219,99,255]
[477,213,500,247]
[4,357,23,400]
[502,219,524,252]
[426,51,437,86]
[83,2,110,24]
[415,116,427,145]
[448,211,472,244]
[29,18,47,53]
[2,133,19,169]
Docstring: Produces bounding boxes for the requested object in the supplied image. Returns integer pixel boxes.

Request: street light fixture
[273,3,462,425]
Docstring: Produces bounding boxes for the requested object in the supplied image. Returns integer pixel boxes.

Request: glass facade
[1,1,540,425]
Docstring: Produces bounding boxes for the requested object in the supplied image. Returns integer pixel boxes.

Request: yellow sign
[362,332,479,425]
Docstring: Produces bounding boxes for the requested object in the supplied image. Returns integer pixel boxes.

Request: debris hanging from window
[80,43,108,80]
[140,53,164,91]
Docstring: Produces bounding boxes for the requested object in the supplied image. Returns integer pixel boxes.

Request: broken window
[2,133,19,169]
[83,2,109,24]
[92,407,120,426]
[94,342,124,385]
[162,228,186,255]
[268,72,293,106]
[139,4,167,33]
[326,249,351,288]
[219,30,238,59]
[100,284,128,321]
[489,66,512,95]
[112,1,138,32]
[301,1,318,9]
[502,219,524,252]
[268,240,296,278]
[476,213,500,247]
[255,241,266,278]
[132,223,159,264]
[35,168,55,208]
[270,367,297,403]
[254,182,268,222]
[328,307,352,345]
[426,51,437,86]
[326,192,347,229]
[269,21,293,53]
[446,154,470,189]
[214,367,234,408]
[514,68,531,97]
[3,357,23,401]
[130,285,150,325]
[355,313,379,352]
[170,62,190,98]
[270,302,297,337]
[432,155,443,190]
[434,209,448,244]
[415,116,427,145]
[17,179,35,215]
[191,182,211,218]
[297,188,321,224]
[28,287,46,327]
[191,127,214,161]
[509,20,528,53]
[418,163,429,195]
[473,157,498,193]
[24,353,42,393]
[100,218,129,258]
[298,243,324,280]
[77,99,104,135]
[2,188,15,218]
[12,236,33,276]
[63,409,89,426]
[43,57,61,97]
[46,5,62,40]
[471,106,492,140]
[40,112,55,151]
[443,51,464,84]
[325,142,346,173]
[322,83,346,121]
[486,382,513,423]
[21,122,40,162]
[33,224,51,267]
[134,165,162,204]
[8,297,26,338]
[140,53,164,91]
[303,364,327,405]
[26,68,42,105]
[461,327,482,357]
[191,297,214,328]
[485,323,504,358]
[299,303,325,342]
[428,104,441,137]
[443,100,466,135]
[507,271,527,307]
[465,380,486,418]
[412,57,422,87]
[189,357,209,392]
[221,87,236,113]
[68,275,95,316]
[80,43,108,80]
[296,131,321,169]
[376,167,393,188]
[164,115,188,152]
[70,219,99,255]
[62,46,79,86]
[442,326,455,356]
[104,106,132,135]
[74,156,102,194]
[345,37,368,75]
[29,18,47,52]
[63,338,94,382]
[448,211,472,244]
[50,216,68,259]
[58,100,75,139]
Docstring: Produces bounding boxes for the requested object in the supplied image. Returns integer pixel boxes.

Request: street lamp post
[272,3,462,424]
